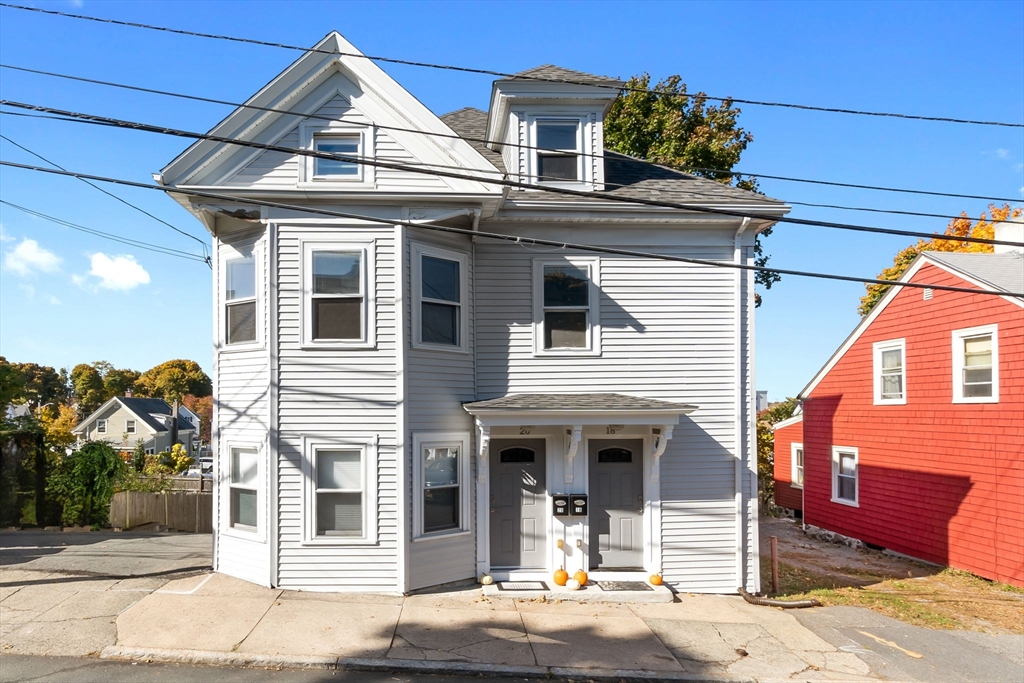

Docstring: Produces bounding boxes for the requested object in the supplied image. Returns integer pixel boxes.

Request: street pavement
[2,531,1022,682]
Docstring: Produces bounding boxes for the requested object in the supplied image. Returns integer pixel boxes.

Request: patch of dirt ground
[759,516,1024,634]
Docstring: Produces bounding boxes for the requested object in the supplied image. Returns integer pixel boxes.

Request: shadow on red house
[773,243,1024,588]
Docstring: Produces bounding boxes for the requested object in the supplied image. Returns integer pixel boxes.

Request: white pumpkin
[480,574,493,585]
[566,578,581,590]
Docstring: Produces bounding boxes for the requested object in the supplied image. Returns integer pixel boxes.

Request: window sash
[126,420,136,434]
[794,448,804,486]
[313,136,360,177]
[833,450,857,502]
[230,485,258,529]
[225,256,255,302]
[308,249,365,342]
[421,444,461,534]
[96,420,107,434]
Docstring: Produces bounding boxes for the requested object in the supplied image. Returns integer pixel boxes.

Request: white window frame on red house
[872,338,906,405]
[831,446,858,507]
[951,324,999,404]
[791,442,804,488]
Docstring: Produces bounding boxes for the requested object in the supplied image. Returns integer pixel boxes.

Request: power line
[0,200,208,262]
[3,160,1021,299]
[0,133,211,259]
[1,2,1020,129]
[2,99,1022,249]
[2,63,1017,208]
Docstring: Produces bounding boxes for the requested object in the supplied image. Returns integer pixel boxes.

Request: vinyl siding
[772,419,805,512]
[215,229,272,586]
[222,95,449,192]
[404,228,477,590]
[274,223,400,592]
[803,263,1024,587]
[474,238,746,593]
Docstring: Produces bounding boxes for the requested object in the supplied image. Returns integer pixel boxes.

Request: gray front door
[489,439,547,568]
[589,439,644,569]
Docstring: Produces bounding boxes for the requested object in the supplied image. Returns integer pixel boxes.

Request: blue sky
[1,0,1021,399]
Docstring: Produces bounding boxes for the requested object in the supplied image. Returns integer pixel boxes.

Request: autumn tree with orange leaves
[858,204,1022,315]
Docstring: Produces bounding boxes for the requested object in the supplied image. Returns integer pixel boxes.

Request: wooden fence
[109,490,213,533]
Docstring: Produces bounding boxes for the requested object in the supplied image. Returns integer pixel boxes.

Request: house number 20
[519,427,533,435]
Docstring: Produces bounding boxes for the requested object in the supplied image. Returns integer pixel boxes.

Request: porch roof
[463,393,696,426]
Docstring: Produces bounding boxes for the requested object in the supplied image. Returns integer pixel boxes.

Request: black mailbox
[552,495,570,516]
[570,495,588,516]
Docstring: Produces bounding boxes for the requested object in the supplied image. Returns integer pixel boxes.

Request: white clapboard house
[158,32,789,594]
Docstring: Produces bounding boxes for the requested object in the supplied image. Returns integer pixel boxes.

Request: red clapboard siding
[802,261,1024,587]
[773,418,804,511]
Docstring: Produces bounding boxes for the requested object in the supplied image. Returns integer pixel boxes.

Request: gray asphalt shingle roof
[507,64,624,87]
[120,397,195,432]
[464,393,694,412]
[439,107,783,207]
[925,252,1024,295]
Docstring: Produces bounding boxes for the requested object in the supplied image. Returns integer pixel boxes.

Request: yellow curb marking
[856,630,925,659]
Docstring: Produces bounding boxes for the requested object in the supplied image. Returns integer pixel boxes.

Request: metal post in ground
[770,535,779,594]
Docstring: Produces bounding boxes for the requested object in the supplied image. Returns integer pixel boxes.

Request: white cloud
[87,253,150,290]
[0,225,14,243]
[49,296,61,305]
[996,148,1010,159]
[68,0,84,8]
[4,238,62,276]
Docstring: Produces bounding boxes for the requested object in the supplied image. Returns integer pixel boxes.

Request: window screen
[314,137,359,176]
[543,265,590,349]
[421,255,461,346]
[316,449,363,537]
[311,251,362,341]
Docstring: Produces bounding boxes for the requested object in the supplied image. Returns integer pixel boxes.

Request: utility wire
[0,200,208,262]
[0,133,211,260]
[2,99,1021,249]
[1,2,1021,129]
[2,63,1017,208]
[3,160,1022,299]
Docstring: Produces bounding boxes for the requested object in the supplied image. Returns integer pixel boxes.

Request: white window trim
[298,121,375,188]
[872,338,907,405]
[96,419,107,435]
[221,241,263,352]
[222,441,265,542]
[532,257,602,357]
[527,114,588,188]
[790,442,804,489]
[300,239,376,350]
[831,446,859,507]
[301,435,378,546]
[952,324,999,404]
[412,431,471,542]
[126,419,136,435]
[411,242,469,353]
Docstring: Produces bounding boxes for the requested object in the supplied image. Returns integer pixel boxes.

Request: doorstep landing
[482,581,673,603]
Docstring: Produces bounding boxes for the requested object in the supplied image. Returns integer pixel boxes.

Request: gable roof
[508,64,623,87]
[73,397,195,434]
[439,107,785,209]
[798,251,1024,400]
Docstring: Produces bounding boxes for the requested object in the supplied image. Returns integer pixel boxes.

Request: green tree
[0,357,23,407]
[38,404,78,455]
[756,398,798,510]
[71,364,105,416]
[135,360,211,402]
[859,204,1021,315]
[605,73,779,305]
[11,362,65,408]
[47,441,126,527]
[103,368,141,400]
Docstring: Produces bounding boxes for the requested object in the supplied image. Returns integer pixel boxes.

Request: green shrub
[47,441,126,527]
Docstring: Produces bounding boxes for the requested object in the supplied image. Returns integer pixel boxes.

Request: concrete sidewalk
[4,567,1022,682]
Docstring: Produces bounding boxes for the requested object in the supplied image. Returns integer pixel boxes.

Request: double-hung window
[534,120,582,182]
[225,254,257,345]
[534,258,600,355]
[313,135,359,178]
[229,446,259,531]
[413,432,471,539]
[791,443,804,488]
[873,339,906,404]
[412,244,468,350]
[303,241,374,347]
[126,419,136,435]
[831,446,858,506]
[96,419,107,435]
[952,325,998,402]
[303,437,377,544]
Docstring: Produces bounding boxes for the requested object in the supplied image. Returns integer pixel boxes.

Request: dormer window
[535,120,581,182]
[313,135,359,177]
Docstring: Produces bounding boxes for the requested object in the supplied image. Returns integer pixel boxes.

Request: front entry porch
[464,393,696,590]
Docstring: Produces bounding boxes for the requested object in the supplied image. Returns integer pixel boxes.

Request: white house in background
[178,404,202,436]
[72,397,197,457]
[157,32,790,594]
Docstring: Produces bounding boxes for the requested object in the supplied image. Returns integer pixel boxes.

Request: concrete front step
[482,581,674,603]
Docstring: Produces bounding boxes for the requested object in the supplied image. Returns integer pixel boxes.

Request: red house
[774,246,1023,587]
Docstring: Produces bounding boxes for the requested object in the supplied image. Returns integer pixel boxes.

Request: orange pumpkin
[573,570,588,586]
[553,569,569,586]
[649,573,663,586]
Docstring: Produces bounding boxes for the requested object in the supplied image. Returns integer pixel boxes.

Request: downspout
[395,221,408,594]
[734,217,751,593]
[268,221,279,589]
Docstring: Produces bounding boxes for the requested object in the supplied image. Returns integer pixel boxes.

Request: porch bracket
[564,425,583,484]
[650,425,674,484]
[477,423,491,486]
